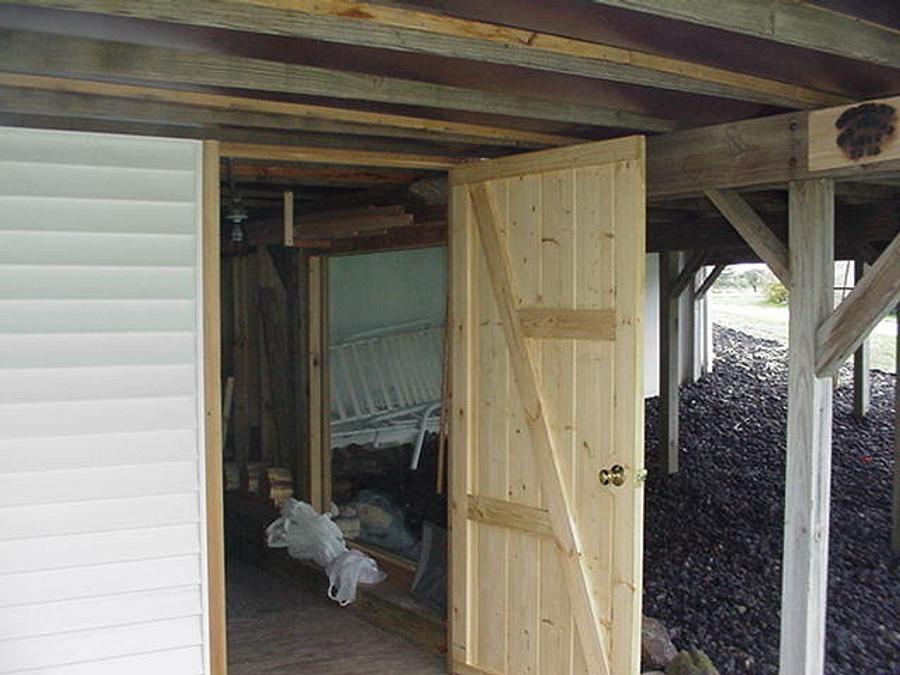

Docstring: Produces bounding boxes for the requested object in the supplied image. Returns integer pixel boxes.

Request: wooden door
[449,137,646,675]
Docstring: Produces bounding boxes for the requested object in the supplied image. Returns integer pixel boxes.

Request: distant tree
[765,280,789,305]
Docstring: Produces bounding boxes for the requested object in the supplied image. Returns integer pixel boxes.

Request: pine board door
[449,136,646,675]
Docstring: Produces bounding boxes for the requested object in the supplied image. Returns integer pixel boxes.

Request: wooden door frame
[202,140,228,675]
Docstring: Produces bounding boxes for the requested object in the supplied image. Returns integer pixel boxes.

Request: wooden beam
[808,95,900,173]
[659,251,680,474]
[0,73,577,149]
[466,494,553,538]
[781,178,834,675]
[647,108,900,199]
[852,259,870,419]
[0,29,677,132]
[17,0,848,109]
[706,189,791,286]
[816,229,900,377]
[468,183,611,675]
[669,249,706,299]
[892,304,900,553]
[517,307,616,341]
[694,263,726,301]
[307,256,329,513]
[201,140,228,675]
[220,142,460,170]
[589,0,900,67]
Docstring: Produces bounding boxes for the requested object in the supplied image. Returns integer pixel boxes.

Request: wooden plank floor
[227,560,446,675]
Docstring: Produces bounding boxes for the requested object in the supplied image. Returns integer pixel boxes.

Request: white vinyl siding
[0,127,208,675]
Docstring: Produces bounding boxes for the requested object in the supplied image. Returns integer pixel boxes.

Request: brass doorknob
[599,464,626,487]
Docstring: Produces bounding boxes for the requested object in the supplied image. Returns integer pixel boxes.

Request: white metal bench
[329,323,444,464]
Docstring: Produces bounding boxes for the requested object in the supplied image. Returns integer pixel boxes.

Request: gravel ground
[643,326,900,675]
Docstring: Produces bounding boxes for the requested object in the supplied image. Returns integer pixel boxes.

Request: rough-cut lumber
[517,307,616,340]
[466,494,553,538]
[283,192,294,247]
[816,230,900,377]
[706,189,791,286]
[259,467,294,508]
[16,0,847,109]
[694,263,726,301]
[220,142,460,170]
[468,182,612,675]
[0,29,676,132]
[202,141,228,675]
[852,260,870,419]
[781,179,835,675]
[659,251,680,474]
[589,0,900,67]
[0,73,576,149]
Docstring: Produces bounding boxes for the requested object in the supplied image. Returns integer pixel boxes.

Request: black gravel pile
[643,326,899,675]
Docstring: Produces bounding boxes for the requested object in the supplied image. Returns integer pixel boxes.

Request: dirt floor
[644,326,900,675]
[226,561,445,675]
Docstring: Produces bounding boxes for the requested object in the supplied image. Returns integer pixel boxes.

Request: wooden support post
[892,304,900,553]
[780,179,834,675]
[283,190,294,247]
[659,251,680,474]
[852,259,870,419]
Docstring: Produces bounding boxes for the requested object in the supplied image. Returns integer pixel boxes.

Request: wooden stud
[852,260,870,419]
[659,252,680,474]
[202,140,228,675]
[517,307,616,340]
[468,182,612,675]
[21,0,847,109]
[780,179,834,675]
[283,192,295,247]
[694,263,726,301]
[307,256,328,513]
[0,29,676,132]
[589,0,900,67]
[816,230,900,377]
[222,375,236,451]
[706,189,791,286]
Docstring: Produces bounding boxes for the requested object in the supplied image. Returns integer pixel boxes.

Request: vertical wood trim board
[780,179,835,675]
[450,136,645,675]
[202,141,227,675]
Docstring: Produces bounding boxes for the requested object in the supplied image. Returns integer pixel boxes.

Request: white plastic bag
[326,549,388,606]
[265,499,346,568]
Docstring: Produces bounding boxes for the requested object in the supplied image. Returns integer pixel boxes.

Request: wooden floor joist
[0,29,677,132]
[219,142,461,170]
[0,73,577,149]
[18,0,849,109]
[589,0,900,67]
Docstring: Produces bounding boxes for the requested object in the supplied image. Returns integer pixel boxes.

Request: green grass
[710,291,897,373]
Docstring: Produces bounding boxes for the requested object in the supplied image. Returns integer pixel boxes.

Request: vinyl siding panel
[0,127,209,674]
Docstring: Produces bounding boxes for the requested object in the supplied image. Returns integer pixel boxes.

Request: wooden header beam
[16,0,847,109]
[0,28,676,132]
[590,0,900,67]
